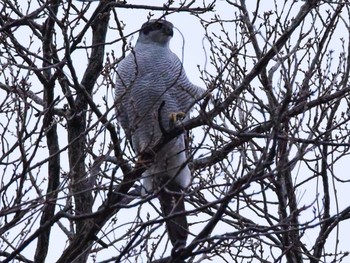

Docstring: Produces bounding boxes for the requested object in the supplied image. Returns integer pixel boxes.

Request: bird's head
[137,19,174,46]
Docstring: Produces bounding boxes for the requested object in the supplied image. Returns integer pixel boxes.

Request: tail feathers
[158,184,188,252]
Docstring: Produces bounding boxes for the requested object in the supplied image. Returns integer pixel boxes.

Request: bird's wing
[114,56,136,146]
[167,53,206,112]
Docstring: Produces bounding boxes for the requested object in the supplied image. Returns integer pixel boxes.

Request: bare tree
[1,0,350,262]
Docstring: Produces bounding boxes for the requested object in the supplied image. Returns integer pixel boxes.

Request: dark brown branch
[110,1,215,14]
[34,1,61,262]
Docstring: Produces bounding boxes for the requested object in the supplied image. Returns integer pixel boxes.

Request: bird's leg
[169,111,186,129]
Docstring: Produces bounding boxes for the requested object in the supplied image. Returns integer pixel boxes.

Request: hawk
[115,19,205,253]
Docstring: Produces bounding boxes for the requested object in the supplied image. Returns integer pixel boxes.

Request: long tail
[158,182,188,252]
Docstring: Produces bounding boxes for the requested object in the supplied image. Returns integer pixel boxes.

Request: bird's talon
[136,151,154,167]
[169,111,186,123]
[169,111,186,129]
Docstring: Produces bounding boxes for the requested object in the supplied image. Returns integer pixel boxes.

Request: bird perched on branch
[115,19,205,253]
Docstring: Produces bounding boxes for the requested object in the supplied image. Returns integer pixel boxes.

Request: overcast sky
[1,1,350,262]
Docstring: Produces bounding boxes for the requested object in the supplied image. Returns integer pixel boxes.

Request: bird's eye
[153,23,163,30]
